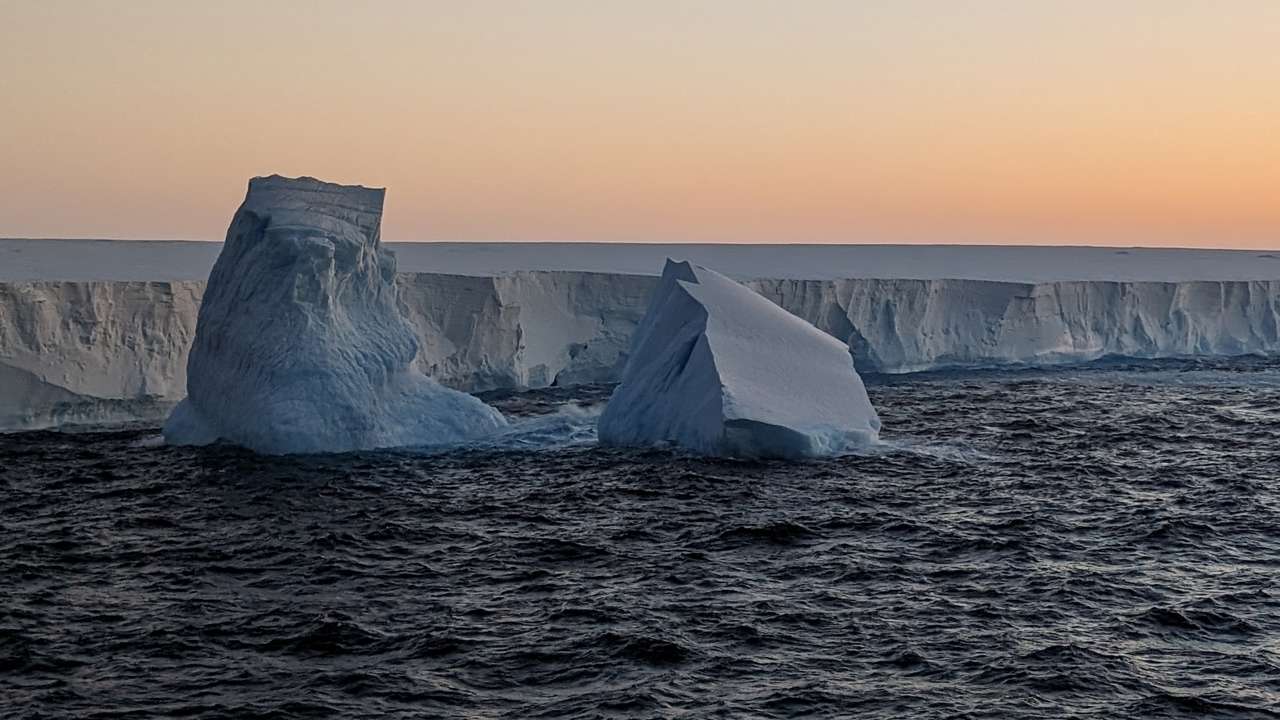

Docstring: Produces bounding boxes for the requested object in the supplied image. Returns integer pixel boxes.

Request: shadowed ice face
[186,188,419,440]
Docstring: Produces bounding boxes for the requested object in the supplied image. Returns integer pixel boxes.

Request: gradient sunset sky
[2,1,1278,246]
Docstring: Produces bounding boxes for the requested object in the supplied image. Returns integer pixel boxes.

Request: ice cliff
[4,269,1280,432]
[598,261,880,458]
[162,176,507,454]
[0,281,201,429]
[751,278,1280,373]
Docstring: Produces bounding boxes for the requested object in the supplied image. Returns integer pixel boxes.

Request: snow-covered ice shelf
[3,239,1280,431]
[6,239,1280,283]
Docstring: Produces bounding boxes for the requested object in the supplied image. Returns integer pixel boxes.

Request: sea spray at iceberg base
[163,176,507,454]
[599,260,880,458]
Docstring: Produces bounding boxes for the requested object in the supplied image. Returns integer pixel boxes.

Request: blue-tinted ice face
[166,175,508,454]
[184,178,420,444]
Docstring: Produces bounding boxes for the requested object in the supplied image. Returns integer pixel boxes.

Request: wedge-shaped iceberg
[164,175,507,454]
[598,260,880,458]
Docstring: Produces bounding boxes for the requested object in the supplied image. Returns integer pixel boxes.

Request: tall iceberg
[598,260,880,458]
[163,175,507,454]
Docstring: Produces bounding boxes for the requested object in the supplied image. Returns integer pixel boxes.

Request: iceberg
[598,260,881,458]
[162,175,507,454]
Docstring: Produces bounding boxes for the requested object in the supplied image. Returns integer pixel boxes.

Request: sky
[1,1,1278,247]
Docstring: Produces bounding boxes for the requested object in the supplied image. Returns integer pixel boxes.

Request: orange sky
[1,1,1278,246]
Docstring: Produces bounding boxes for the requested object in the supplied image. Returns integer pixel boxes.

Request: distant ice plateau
[3,238,1280,431]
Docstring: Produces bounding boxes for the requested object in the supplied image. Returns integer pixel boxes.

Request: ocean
[4,358,1280,718]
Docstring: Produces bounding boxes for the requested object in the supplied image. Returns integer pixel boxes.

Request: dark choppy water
[4,358,1280,719]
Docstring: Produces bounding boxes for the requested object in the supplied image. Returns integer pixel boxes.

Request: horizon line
[5,237,1280,252]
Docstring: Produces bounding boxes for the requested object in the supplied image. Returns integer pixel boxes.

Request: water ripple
[4,357,1280,718]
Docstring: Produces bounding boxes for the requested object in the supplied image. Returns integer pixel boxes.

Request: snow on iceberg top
[598,259,880,458]
[6,240,1280,283]
[240,175,386,242]
[678,261,877,436]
